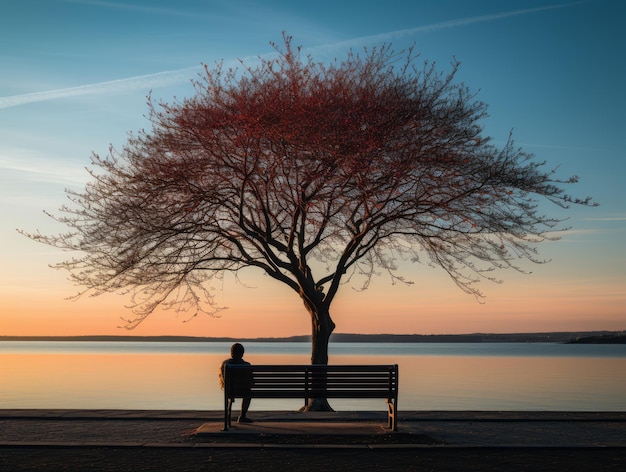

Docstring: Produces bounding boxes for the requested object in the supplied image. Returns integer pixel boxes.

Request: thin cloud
[518,141,616,154]
[585,217,626,222]
[63,0,214,20]
[387,2,581,36]
[0,2,581,110]
[0,67,202,110]
[1,158,87,186]
[307,1,582,54]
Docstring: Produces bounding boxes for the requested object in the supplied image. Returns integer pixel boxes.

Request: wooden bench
[223,364,399,431]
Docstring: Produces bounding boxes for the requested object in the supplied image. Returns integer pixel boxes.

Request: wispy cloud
[389,2,579,35]
[0,2,580,110]
[63,0,213,19]
[307,1,581,54]
[0,156,87,186]
[0,67,202,110]
[585,217,626,222]
[517,141,617,154]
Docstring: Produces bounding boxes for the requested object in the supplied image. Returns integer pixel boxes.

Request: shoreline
[2,330,624,343]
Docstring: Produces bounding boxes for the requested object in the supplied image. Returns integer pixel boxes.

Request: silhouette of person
[219,342,252,423]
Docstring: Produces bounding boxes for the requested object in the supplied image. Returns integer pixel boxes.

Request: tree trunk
[300,296,336,412]
[310,302,335,365]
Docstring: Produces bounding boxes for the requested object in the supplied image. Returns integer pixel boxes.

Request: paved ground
[1,410,626,471]
[2,409,626,447]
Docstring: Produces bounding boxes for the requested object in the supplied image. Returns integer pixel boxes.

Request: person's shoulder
[222,358,250,366]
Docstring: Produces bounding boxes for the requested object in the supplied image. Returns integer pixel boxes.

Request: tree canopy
[26,36,593,365]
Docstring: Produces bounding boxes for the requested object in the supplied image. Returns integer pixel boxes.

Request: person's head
[230,343,245,360]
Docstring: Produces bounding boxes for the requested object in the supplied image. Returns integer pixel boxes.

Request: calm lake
[1,341,625,411]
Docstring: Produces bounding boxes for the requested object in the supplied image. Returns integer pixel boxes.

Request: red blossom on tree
[25,35,593,380]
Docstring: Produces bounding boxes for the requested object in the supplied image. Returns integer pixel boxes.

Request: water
[1,341,625,411]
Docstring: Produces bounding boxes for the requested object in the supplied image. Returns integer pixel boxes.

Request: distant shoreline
[1,331,624,343]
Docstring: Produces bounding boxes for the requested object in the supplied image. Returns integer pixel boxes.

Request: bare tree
[25,36,593,379]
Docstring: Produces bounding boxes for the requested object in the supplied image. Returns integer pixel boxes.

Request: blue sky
[1,0,624,336]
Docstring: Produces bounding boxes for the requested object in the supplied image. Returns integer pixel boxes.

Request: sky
[0,0,624,338]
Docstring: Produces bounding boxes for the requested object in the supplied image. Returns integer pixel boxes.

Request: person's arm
[218,360,226,390]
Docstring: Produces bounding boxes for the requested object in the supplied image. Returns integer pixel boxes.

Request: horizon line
[1,329,621,339]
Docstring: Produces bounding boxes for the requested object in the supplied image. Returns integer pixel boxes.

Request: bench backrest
[224,364,398,401]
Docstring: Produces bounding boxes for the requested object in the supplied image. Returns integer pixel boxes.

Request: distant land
[1,331,624,343]
[566,333,626,344]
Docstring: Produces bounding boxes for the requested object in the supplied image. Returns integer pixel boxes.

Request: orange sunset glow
[2,251,623,337]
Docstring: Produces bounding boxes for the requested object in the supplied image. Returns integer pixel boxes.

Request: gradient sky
[1,0,624,338]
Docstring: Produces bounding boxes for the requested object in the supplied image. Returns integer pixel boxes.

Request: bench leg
[387,400,398,431]
[223,398,234,431]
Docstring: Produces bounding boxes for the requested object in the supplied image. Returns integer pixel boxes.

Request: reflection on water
[1,342,625,411]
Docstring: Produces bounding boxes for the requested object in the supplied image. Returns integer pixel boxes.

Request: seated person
[218,342,252,423]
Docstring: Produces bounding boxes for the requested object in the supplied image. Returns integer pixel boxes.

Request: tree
[26,35,592,373]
